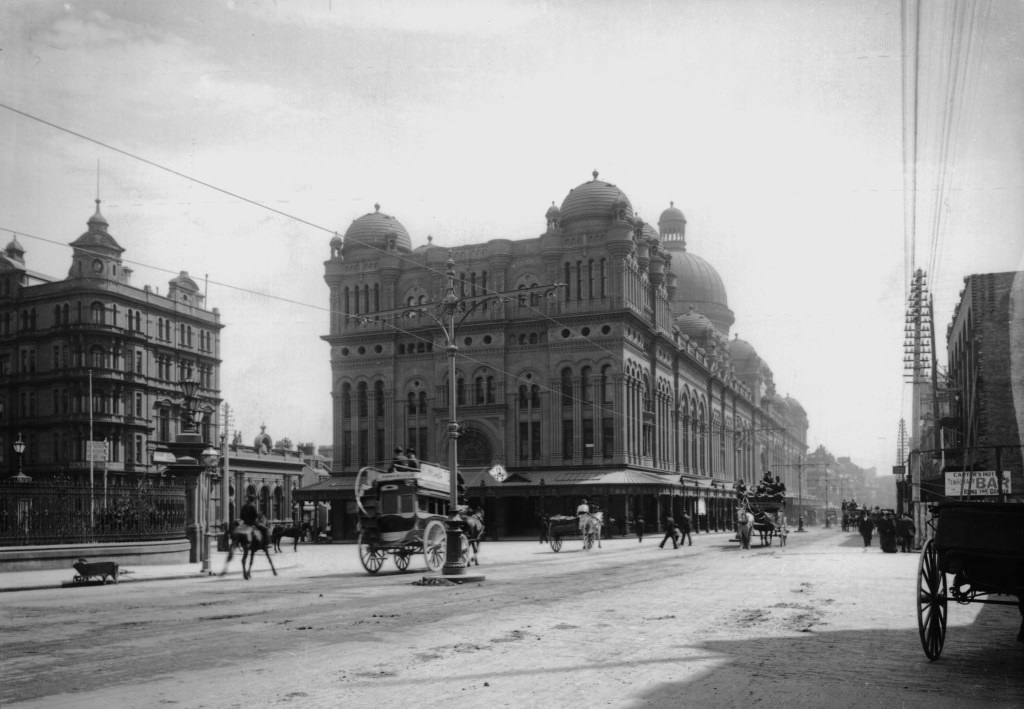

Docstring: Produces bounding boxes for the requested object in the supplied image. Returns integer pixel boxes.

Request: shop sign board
[944,470,1013,497]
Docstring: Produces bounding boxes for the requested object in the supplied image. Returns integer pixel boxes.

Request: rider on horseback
[240,495,270,545]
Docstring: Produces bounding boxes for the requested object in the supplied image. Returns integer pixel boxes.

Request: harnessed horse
[736,508,755,549]
[221,520,278,580]
[457,507,485,566]
[752,510,777,547]
[580,512,603,550]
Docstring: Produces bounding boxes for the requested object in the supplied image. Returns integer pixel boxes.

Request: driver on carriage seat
[576,498,590,531]
[240,495,270,546]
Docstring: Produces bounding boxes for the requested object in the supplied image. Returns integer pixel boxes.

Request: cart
[916,501,1024,659]
[354,462,469,574]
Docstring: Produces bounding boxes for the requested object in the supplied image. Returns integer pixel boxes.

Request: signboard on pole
[86,440,107,462]
[944,470,1013,497]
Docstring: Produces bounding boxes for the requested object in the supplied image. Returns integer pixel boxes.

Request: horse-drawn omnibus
[354,462,480,574]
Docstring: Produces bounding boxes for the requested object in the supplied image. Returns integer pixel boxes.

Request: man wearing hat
[388,447,407,473]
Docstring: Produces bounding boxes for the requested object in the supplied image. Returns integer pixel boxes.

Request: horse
[581,512,603,550]
[752,510,777,547]
[221,520,277,580]
[736,508,755,549]
[271,523,303,553]
[456,506,485,566]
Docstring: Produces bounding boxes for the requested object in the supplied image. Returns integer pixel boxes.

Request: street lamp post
[797,460,805,532]
[368,252,561,578]
[11,433,28,482]
[824,467,831,528]
[200,445,220,574]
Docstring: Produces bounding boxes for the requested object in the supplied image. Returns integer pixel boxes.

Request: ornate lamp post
[200,445,220,573]
[824,467,831,528]
[11,433,29,482]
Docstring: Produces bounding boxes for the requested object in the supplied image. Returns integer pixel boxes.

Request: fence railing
[0,480,187,546]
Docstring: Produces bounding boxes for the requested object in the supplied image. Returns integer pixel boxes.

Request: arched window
[341,383,352,420]
[474,376,484,405]
[90,302,105,325]
[408,392,417,414]
[374,380,385,416]
[561,368,573,407]
[581,366,592,403]
[357,382,368,417]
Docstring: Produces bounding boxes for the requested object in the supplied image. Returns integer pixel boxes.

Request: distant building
[935,271,1024,500]
[319,172,811,539]
[0,200,222,482]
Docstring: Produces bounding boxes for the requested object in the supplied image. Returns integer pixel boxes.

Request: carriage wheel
[917,538,947,660]
[357,533,387,574]
[423,520,447,572]
[393,549,412,572]
[549,534,563,552]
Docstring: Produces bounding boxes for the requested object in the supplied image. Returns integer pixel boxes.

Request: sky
[1,0,1022,476]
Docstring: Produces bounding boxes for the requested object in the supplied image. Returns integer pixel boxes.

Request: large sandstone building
[322,172,809,538]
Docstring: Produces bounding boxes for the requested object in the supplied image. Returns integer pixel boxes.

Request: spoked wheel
[358,532,387,574]
[423,520,446,572]
[393,549,412,572]
[550,535,563,552]
[917,538,948,660]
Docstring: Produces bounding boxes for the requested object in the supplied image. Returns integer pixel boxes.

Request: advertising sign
[86,441,107,462]
[944,470,1013,497]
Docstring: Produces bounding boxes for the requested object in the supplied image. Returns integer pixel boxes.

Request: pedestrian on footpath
[659,516,679,549]
[678,511,693,546]
[858,511,874,551]
[635,515,645,542]
[538,514,548,544]
[898,512,916,553]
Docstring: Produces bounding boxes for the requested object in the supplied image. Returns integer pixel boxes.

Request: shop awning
[294,474,356,501]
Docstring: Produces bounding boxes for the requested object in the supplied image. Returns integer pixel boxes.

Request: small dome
[637,219,659,242]
[70,199,124,254]
[329,234,343,247]
[675,307,716,340]
[785,395,806,416]
[671,250,728,308]
[169,271,200,293]
[545,202,561,219]
[728,335,758,363]
[658,201,687,238]
[559,171,633,226]
[343,204,411,252]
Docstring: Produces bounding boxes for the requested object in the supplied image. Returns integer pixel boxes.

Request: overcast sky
[2,0,1022,476]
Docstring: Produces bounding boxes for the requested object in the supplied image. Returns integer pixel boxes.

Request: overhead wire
[0,103,796,445]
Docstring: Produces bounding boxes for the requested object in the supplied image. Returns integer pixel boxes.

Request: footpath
[0,549,299,593]
[0,528,747,592]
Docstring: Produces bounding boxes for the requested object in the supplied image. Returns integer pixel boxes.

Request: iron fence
[0,479,187,546]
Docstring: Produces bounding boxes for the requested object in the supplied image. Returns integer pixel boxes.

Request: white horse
[581,511,603,550]
[736,508,755,549]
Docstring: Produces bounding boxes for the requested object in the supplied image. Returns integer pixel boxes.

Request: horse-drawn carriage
[916,501,1024,659]
[735,496,786,548]
[546,512,602,552]
[355,462,481,574]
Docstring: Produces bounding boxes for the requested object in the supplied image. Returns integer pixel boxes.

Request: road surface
[2,527,1022,708]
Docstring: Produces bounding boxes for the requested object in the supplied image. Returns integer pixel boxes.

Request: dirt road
[2,528,1022,708]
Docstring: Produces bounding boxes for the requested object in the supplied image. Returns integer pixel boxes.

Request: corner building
[0,200,222,482]
[323,173,808,538]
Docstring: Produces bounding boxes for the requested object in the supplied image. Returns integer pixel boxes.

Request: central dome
[559,171,633,227]
[342,204,411,253]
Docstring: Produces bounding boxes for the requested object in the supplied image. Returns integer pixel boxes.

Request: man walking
[678,511,693,546]
[659,516,679,549]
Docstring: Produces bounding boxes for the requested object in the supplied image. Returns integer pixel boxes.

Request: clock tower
[68,199,127,282]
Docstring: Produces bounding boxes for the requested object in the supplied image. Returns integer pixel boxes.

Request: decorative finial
[670,200,674,207]
[427,235,433,244]
[592,169,599,181]
[374,203,380,213]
